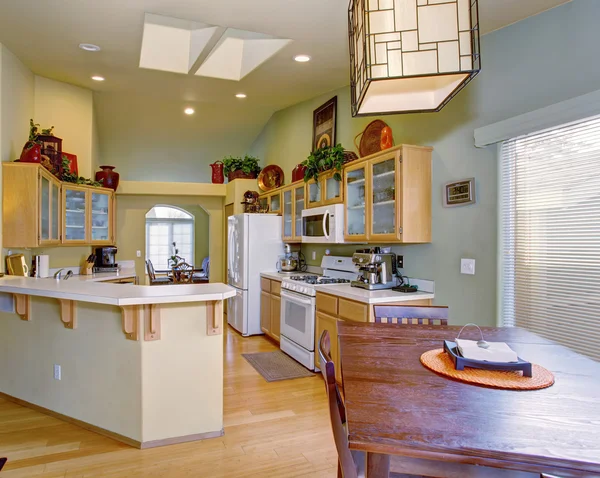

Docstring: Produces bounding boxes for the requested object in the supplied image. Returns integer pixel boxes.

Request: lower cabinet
[260,277,281,343]
[315,291,432,383]
[316,311,341,382]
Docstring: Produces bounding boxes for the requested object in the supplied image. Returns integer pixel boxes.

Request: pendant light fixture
[348,0,480,116]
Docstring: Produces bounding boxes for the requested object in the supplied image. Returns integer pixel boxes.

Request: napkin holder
[444,340,533,377]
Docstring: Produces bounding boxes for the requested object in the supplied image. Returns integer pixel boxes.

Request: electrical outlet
[136,250,142,258]
[312,251,316,261]
[460,258,476,275]
[396,255,404,269]
[53,364,61,380]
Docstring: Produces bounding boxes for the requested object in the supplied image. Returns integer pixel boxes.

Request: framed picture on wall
[312,96,337,151]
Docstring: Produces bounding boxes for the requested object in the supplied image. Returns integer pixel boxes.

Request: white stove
[280,256,358,371]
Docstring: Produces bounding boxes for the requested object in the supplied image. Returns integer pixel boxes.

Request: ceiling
[0,0,572,110]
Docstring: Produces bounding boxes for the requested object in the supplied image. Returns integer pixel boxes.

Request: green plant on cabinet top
[223,155,262,177]
[302,144,345,183]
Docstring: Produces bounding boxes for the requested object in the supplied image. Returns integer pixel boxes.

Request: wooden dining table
[338,322,600,478]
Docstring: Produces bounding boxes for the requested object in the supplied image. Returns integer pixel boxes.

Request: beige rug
[242,351,316,382]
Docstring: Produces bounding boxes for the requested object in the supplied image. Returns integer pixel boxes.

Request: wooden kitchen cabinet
[315,290,432,381]
[260,277,282,343]
[305,170,343,209]
[280,181,305,243]
[344,144,432,243]
[3,163,62,247]
[63,184,115,245]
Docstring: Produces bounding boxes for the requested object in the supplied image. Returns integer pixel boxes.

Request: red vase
[210,161,224,184]
[20,143,41,163]
[292,164,307,182]
[95,165,120,191]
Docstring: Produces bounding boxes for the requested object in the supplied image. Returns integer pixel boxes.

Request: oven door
[280,289,316,351]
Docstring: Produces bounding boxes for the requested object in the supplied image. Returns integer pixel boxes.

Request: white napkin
[455,338,519,363]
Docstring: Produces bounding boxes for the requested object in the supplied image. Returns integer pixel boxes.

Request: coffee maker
[351,251,397,290]
[94,246,118,272]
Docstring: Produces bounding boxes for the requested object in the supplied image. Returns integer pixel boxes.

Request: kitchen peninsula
[0,276,235,448]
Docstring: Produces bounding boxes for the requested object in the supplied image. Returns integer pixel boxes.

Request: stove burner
[290,275,350,285]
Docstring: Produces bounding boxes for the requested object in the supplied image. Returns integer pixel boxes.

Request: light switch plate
[460,258,475,275]
[53,364,61,380]
[136,250,142,258]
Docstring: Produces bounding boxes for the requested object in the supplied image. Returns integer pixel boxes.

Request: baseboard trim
[0,391,141,448]
[140,429,224,449]
[0,391,224,449]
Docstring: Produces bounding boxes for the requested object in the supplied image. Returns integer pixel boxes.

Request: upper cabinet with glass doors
[343,145,432,243]
[63,184,115,245]
[305,170,343,209]
[2,163,116,248]
[280,181,305,243]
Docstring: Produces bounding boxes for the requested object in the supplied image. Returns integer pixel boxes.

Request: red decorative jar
[292,164,307,182]
[95,165,120,190]
[210,161,225,184]
[20,143,41,163]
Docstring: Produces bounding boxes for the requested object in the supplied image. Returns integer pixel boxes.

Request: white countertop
[0,276,235,306]
[51,269,137,283]
[260,271,294,282]
[314,284,434,304]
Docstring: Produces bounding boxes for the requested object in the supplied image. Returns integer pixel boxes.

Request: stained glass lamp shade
[349,0,481,116]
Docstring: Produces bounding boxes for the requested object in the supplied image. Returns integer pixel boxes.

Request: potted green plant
[222,155,262,181]
[302,144,346,183]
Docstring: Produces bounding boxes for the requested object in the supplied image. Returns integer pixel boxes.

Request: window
[145,206,194,270]
[500,116,600,361]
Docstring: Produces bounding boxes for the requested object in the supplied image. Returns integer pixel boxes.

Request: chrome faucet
[54,269,73,280]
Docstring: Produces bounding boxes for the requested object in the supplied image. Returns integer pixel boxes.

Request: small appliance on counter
[351,249,398,290]
[6,254,29,276]
[276,244,307,273]
[93,247,119,273]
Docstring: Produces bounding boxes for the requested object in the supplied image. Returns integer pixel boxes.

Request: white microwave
[301,204,345,244]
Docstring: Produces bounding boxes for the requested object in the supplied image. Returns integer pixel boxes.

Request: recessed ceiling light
[79,43,101,52]
[91,76,105,82]
[294,55,311,63]
[184,107,195,115]
[235,93,247,99]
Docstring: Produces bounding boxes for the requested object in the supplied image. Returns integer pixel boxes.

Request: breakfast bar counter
[0,277,235,449]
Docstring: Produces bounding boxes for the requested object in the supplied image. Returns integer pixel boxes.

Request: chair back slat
[145,260,156,280]
[373,305,449,325]
[318,331,357,478]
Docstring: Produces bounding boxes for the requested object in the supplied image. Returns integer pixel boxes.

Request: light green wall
[249,0,600,326]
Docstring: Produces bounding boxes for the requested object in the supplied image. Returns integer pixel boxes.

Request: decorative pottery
[95,165,120,190]
[292,164,307,182]
[257,165,284,191]
[62,152,79,176]
[228,170,259,181]
[354,119,388,157]
[210,161,225,184]
[380,126,394,151]
[20,143,41,163]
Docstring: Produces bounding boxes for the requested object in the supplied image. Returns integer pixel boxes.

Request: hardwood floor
[0,327,337,477]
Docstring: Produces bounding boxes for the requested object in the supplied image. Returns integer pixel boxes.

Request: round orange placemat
[420,349,554,390]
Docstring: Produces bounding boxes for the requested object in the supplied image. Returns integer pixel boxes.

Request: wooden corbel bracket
[120,305,140,341]
[57,299,77,329]
[144,304,161,341]
[13,294,30,321]
[206,300,223,336]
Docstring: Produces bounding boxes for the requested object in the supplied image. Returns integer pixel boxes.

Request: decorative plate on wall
[258,165,285,191]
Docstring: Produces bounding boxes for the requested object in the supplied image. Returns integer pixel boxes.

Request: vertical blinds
[500,115,600,361]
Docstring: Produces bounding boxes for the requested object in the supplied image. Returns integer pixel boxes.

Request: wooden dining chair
[373,305,449,325]
[145,260,172,286]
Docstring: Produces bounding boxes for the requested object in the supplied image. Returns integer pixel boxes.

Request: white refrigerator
[227,214,283,336]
